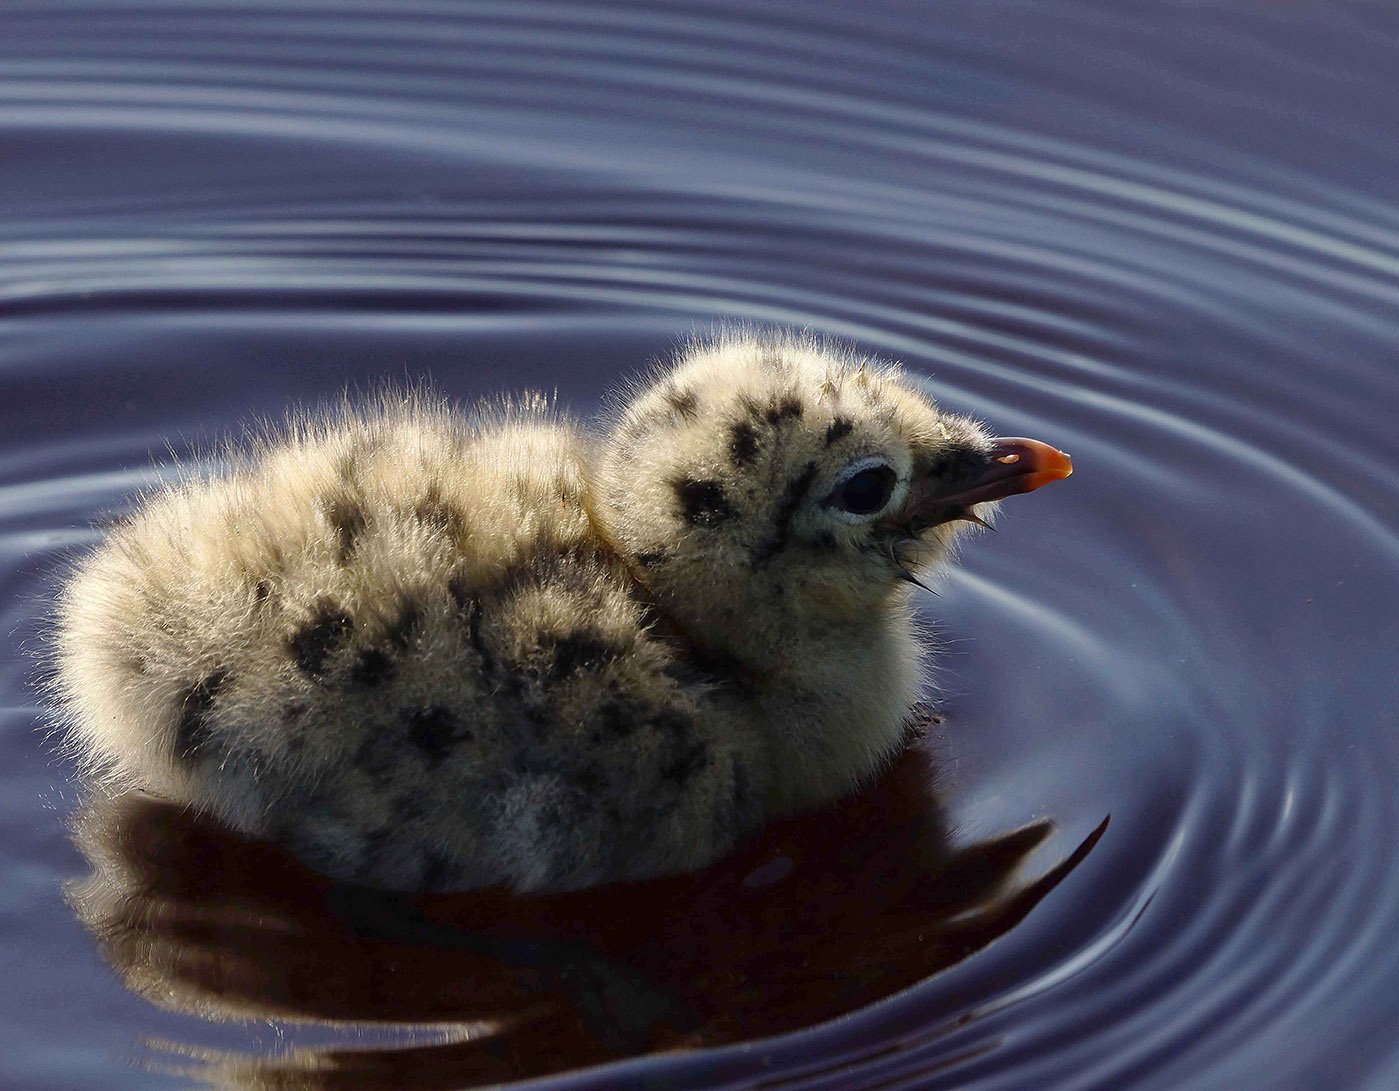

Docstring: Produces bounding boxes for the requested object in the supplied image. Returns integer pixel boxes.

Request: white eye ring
[824,456,907,524]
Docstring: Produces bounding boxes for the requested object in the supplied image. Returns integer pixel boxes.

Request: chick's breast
[54,403,758,892]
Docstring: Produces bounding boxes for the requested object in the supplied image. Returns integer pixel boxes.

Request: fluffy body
[52,333,999,892]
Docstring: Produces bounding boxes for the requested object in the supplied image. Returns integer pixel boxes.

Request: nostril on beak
[984,438,1073,496]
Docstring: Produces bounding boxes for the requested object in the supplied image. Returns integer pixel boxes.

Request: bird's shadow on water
[66,720,1108,1090]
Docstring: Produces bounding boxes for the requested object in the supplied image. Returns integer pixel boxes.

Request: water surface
[3,2,1398,1089]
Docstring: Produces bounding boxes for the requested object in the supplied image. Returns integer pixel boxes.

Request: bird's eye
[828,459,899,519]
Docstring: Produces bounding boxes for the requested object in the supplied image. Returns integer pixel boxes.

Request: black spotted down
[459,592,498,675]
[404,705,471,765]
[653,706,710,783]
[447,574,472,611]
[390,599,423,649]
[825,417,854,446]
[352,732,397,785]
[350,648,395,687]
[661,738,712,784]
[666,386,699,421]
[323,494,367,561]
[592,698,640,740]
[413,486,465,537]
[729,419,759,466]
[674,477,736,526]
[544,629,625,679]
[174,670,228,761]
[289,605,354,677]
[766,395,804,424]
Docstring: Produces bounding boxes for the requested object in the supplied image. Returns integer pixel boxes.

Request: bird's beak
[907,437,1074,529]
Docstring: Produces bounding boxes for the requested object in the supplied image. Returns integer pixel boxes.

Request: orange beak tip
[988,438,1074,495]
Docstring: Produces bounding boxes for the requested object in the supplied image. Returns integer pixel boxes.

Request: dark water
[4,2,1398,1089]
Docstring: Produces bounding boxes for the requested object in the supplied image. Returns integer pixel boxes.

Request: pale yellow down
[51,332,1000,892]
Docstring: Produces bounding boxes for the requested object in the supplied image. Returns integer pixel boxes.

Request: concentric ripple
[3,2,1397,1090]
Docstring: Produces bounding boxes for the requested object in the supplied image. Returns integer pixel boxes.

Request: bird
[49,331,1072,894]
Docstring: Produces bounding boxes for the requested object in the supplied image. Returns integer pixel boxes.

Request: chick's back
[53,396,756,892]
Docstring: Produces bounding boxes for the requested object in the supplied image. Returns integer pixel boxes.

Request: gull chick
[51,333,1072,892]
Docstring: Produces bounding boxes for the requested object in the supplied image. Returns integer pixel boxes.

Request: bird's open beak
[908,437,1074,529]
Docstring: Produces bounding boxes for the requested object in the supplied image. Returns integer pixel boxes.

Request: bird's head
[596,334,1071,654]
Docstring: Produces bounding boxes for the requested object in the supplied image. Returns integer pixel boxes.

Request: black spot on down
[405,706,471,766]
[544,630,625,679]
[174,670,228,761]
[766,396,803,424]
[674,478,736,527]
[289,605,354,677]
[350,648,395,687]
[323,494,367,561]
[413,487,465,537]
[390,598,423,649]
[825,417,854,446]
[666,387,699,421]
[729,420,759,466]
[640,706,697,773]
[661,735,711,784]
[593,698,641,740]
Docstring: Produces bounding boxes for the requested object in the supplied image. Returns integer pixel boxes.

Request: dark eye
[833,464,897,515]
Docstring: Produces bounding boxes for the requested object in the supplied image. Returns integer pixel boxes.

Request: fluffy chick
[50,332,1071,892]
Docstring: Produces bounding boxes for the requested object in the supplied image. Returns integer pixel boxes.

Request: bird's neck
[641,587,925,815]
[752,613,925,814]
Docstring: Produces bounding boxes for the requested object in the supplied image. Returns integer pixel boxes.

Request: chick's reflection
[69,728,1105,1090]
